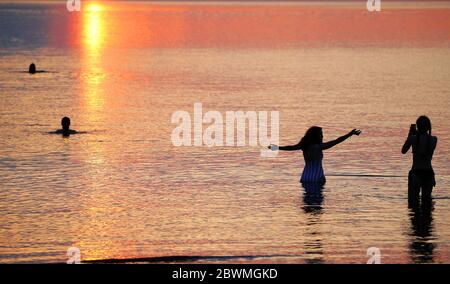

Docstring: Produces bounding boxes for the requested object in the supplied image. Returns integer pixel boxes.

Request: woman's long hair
[415,115,432,155]
[299,126,323,150]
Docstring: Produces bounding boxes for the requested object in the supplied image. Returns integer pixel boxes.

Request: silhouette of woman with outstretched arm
[402,116,437,207]
[269,127,361,184]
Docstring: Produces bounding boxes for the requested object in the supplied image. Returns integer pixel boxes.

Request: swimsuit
[300,159,325,184]
[409,168,436,187]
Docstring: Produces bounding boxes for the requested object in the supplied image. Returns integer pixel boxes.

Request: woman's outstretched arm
[321,129,361,150]
[268,141,302,151]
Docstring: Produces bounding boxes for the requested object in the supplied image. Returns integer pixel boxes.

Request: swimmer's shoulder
[48,129,84,135]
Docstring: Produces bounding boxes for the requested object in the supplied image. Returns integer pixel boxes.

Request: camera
[409,124,417,136]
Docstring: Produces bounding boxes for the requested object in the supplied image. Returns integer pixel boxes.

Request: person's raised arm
[321,129,361,150]
[402,125,418,154]
[402,136,413,154]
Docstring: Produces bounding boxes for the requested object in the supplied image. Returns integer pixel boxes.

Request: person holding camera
[402,116,438,206]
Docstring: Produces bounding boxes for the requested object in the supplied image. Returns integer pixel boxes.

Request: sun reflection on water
[81,2,106,113]
[79,4,112,259]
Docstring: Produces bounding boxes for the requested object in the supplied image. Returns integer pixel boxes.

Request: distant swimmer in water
[402,116,437,207]
[28,63,36,74]
[269,127,361,185]
[29,63,36,74]
[50,117,78,136]
[28,63,47,74]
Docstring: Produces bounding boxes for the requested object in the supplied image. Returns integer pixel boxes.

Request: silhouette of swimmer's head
[416,116,432,135]
[299,126,323,150]
[61,117,71,131]
[29,63,36,74]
